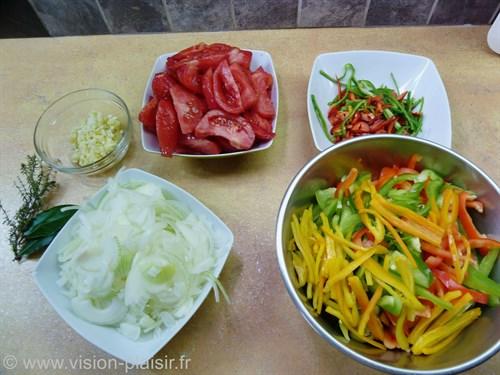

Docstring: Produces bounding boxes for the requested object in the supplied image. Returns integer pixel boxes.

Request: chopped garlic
[70,111,123,166]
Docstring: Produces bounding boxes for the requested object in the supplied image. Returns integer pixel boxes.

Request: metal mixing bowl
[276,135,499,374]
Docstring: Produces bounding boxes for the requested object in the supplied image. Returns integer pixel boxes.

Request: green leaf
[17,235,55,258]
[24,205,77,238]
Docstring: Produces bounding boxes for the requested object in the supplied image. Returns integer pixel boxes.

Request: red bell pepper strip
[469,238,500,250]
[432,269,489,304]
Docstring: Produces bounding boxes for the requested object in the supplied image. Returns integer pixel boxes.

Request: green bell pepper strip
[378,295,403,315]
[379,174,418,196]
[464,266,500,297]
[415,285,453,310]
[479,248,499,276]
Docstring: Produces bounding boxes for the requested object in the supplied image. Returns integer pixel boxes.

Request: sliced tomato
[255,92,275,119]
[228,48,252,70]
[167,43,232,72]
[156,98,180,157]
[169,83,207,134]
[213,60,244,114]
[138,97,158,134]
[243,110,275,141]
[201,68,218,110]
[195,109,255,150]
[176,62,202,94]
[177,134,221,155]
[251,67,275,119]
[152,73,175,99]
[230,63,257,110]
[251,67,273,92]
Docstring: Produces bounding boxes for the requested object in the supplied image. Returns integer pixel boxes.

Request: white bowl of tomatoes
[139,43,279,157]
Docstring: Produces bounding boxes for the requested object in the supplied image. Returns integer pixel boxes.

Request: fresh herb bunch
[0,155,76,261]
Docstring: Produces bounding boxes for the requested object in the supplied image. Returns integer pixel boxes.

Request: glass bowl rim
[33,88,132,175]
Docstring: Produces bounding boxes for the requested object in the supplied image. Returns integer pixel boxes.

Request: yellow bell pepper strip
[354,188,385,244]
[412,308,481,355]
[348,276,385,340]
[459,235,472,285]
[363,258,425,311]
[325,306,387,350]
[358,286,383,337]
[421,330,461,355]
[327,248,376,286]
[291,213,316,284]
[429,293,473,330]
[396,255,415,295]
[447,228,462,283]
[408,291,462,344]
[359,207,416,267]
[371,196,442,247]
[395,307,410,351]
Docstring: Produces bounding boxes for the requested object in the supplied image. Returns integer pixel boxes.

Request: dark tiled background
[2,0,499,38]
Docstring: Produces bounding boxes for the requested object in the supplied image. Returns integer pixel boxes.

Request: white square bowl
[307,50,452,151]
[33,168,234,365]
[141,49,279,158]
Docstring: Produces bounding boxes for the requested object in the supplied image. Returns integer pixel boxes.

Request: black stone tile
[430,0,498,25]
[366,0,434,26]
[233,0,297,29]
[98,0,169,33]
[430,0,467,25]
[0,0,48,38]
[165,0,234,32]
[299,0,367,27]
[464,0,499,24]
[28,0,109,36]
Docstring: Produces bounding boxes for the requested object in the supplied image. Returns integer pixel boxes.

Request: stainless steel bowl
[276,135,499,374]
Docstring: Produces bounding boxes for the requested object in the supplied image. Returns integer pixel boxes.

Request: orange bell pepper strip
[469,238,500,250]
[336,168,358,197]
[458,192,483,239]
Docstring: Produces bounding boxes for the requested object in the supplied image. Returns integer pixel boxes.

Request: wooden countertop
[0,26,498,374]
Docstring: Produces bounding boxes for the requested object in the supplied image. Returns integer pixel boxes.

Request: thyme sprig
[0,155,57,261]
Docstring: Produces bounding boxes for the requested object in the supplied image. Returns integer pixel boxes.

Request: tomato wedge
[195,109,255,150]
[169,83,207,134]
[213,60,244,114]
[156,98,180,157]
[230,63,257,110]
[167,43,232,72]
[176,134,221,155]
[176,62,202,94]
[201,68,218,110]
[243,110,275,141]
[251,67,273,91]
[139,97,158,134]
[152,73,175,99]
[251,67,275,119]
[228,48,252,70]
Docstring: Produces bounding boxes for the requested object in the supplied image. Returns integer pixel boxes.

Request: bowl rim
[33,87,132,175]
[276,134,499,374]
[306,50,452,152]
[140,49,279,158]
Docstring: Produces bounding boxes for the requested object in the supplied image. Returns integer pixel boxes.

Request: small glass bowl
[34,88,132,175]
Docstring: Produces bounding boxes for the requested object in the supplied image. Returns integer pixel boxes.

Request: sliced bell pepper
[479,248,499,276]
[469,238,500,251]
[463,266,500,297]
[432,269,489,304]
[378,295,403,315]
